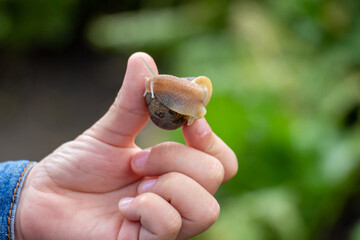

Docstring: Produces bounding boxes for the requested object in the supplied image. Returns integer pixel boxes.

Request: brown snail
[141,58,212,130]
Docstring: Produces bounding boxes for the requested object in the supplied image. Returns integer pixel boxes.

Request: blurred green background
[1,0,360,239]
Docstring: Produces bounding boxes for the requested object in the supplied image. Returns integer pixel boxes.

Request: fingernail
[133,149,151,169]
[139,178,157,193]
[119,197,134,209]
[196,118,211,137]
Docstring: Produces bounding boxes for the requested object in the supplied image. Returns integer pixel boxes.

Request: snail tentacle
[141,57,157,77]
[150,81,155,98]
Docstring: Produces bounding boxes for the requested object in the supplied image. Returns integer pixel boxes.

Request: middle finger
[131,142,224,194]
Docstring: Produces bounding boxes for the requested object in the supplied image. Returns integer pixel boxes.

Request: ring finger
[137,172,220,240]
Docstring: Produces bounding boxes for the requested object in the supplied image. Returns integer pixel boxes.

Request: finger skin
[84,52,158,148]
[117,219,140,240]
[138,173,220,239]
[182,118,238,182]
[119,193,181,240]
[131,142,224,194]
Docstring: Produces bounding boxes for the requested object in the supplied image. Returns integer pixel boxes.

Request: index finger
[182,118,238,182]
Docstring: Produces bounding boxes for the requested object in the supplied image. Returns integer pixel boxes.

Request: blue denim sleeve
[0,161,37,240]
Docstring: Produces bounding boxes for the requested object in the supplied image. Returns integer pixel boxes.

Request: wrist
[15,164,36,240]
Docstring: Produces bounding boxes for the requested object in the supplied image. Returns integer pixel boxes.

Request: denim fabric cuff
[0,161,37,240]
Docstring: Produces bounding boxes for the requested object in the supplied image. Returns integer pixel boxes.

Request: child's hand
[15,53,238,240]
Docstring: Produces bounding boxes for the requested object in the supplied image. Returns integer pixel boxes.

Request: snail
[141,58,212,130]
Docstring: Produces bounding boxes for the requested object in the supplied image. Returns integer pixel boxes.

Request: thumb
[83,52,158,147]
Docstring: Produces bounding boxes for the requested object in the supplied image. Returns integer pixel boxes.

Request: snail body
[142,58,212,130]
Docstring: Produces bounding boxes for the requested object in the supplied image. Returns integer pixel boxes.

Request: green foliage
[0,0,79,49]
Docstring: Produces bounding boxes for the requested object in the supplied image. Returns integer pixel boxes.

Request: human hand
[15,52,238,240]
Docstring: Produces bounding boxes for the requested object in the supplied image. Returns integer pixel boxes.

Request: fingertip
[116,52,158,110]
[194,118,212,137]
[127,52,158,76]
[138,178,157,194]
[128,52,153,62]
[131,149,151,171]
[119,197,135,211]
[183,118,212,143]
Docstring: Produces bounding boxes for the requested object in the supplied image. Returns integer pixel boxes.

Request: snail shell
[142,58,212,130]
[145,92,187,130]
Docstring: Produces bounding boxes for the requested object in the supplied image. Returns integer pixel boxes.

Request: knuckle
[136,192,181,239]
[163,211,182,237]
[157,173,174,193]
[159,172,192,197]
[162,172,185,187]
[225,150,238,181]
[207,157,225,185]
[204,199,220,227]
[203,135,217,154]
[152,141,182,157]
[136,192,156,206]
[160,141,180,150]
